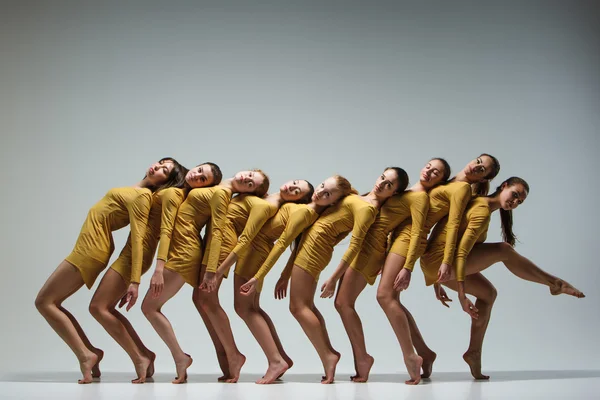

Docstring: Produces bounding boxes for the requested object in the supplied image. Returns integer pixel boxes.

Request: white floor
[1,371,599,399]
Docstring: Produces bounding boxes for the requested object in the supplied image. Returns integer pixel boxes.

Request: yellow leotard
[65,187,152,289]
[110,188,185,284]
[390,181,471,269]
[205,194,278,277]
[420,197,491,285]
[295,195,378,281]
[350,191,429,285]
[234,203,318,291]
[164,186,232,286]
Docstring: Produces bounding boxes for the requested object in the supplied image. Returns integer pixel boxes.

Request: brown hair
[334,175,358,197]
[487,176,530,246]
[252,169,270,198]
[472,153,501,196]
[430,157,452,183]
[147,157,188,193]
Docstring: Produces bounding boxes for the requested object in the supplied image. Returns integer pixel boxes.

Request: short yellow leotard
[111,188,185,284]
[420,197,491,285]
[234,203,318,291]
[164,186,232,286]
[65,187,152,289]
[350,191,429,285]
[390,181,471,270]
[204,194,278,277]
[294,195,378,281]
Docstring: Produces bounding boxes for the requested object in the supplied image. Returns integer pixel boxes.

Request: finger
[472,304,479,313]
[126,295,137,312]
[320,283,326,292]
[442,301,449,308]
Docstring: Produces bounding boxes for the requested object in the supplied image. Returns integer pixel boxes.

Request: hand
[240,278,258,296]
[150,271,164,299]
[459,295,479,319]
[123,283,139,311]
[274,276,289,300]
[393,268,412,291]
[200,271,220,293]
[437,263,451,283]
[320,278,337,299]
[434,283,452,308]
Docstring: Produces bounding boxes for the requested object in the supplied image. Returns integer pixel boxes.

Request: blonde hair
[334,175,358,197]
[252,169,270,198]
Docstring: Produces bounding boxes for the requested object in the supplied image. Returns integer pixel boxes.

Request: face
[146,159,174,186]
[463,155,495,182]
[233,170,265,194]
[185,163,215,189]
[280,179,311,202]
[312,177,342,206]
[420,159,446,189]
[373,169,399,198]
[499,183,528,211]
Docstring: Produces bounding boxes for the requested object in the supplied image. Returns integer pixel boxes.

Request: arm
[254,209,313,281]
[441,183,471,267]
[204,189,231,273]
[127,191,152,284]
[156,189,184,262]
[403,195,429,272]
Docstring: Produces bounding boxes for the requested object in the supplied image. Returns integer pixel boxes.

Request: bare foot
[257,359,289,384]
[321,352,340,384]
[550,280,585,298]
[146,351,156,378]
[421,351,437,378]
[172,353,193,384]
[351,354,374,383]
[217,375,232,382]
[463,350,489,380]
[404,354,423,385]
[132,355,151,384]
[91,349,104,378]
[224,353,246,383]
[78,352,99,384]
[277,355,294,379]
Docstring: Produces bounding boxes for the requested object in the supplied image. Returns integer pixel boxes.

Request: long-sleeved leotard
[420,196,491,285]
[389,181,472,271]
[204,194,278,277]
[65,187,152,288]
[350,191,429,285]
[111,188,185,284]
[164,186,232,286]
[233,203,318,291]
[294,195,378,281]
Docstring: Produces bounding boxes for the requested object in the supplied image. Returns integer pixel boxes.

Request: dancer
[335,159,447,384]
[422,177,584,380]
[235,176,349,383]
[140,169,267,383]
[377,153,500,383]
[35,158,186,383]
[88,162,221,383]
[198,178,314,383]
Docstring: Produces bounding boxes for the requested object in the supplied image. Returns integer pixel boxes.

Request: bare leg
[192,287,231,381]
[376,254,423,385]
[289,266,340,384]
[197,269,245,383]
[256,298,293,373]
[442,273,497,380]
[399,303,436,378]
[233,275,288,384]
[463,243,584,298]
[113,312,156,377]
[89,269,150,383]
[334,269,373,382]
[141,269,192,384]
[35,260,99,384]
[58,307,104,377]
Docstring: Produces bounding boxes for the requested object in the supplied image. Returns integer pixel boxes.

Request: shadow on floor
[1,370,599,384]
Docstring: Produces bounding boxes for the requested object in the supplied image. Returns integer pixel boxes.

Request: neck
[454,170,471,183]
[485,195,502,212]
[267,192,283,206]
[135,179,149,189]
[220,178,235,192]
[307,202,327,214]
[411,182,426,192]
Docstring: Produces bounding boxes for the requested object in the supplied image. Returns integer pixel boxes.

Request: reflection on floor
[1,371,599,400]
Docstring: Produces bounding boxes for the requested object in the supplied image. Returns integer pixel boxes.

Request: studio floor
[1,371,599,399]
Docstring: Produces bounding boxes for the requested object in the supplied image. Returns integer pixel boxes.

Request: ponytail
[472,153,501,196]
[488,176,530,247]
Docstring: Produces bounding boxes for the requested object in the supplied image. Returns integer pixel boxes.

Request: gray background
[1,0,598,376]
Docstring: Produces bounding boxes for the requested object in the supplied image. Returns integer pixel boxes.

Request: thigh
[142,268,186,309]
[461,243,511,277]
[37,260,86,304]
[290,265,317,307]
[442,273,496,300]
[336,268,367,306]
[378,253,407,295]
[233,274,255,310]
[90,269,128,309]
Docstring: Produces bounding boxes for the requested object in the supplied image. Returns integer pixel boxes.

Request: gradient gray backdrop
[1,0,598,376]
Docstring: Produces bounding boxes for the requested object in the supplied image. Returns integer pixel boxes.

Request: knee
[334,297,352,314]
[234,302,251,320]
[88,301,107,320]
[34,293,51,313]
[499,242,516,259]
[289,302,303,318]
[198,293,218,313]
[376,289,393,309]
[488,285,498,304]
[141,299,156,319]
